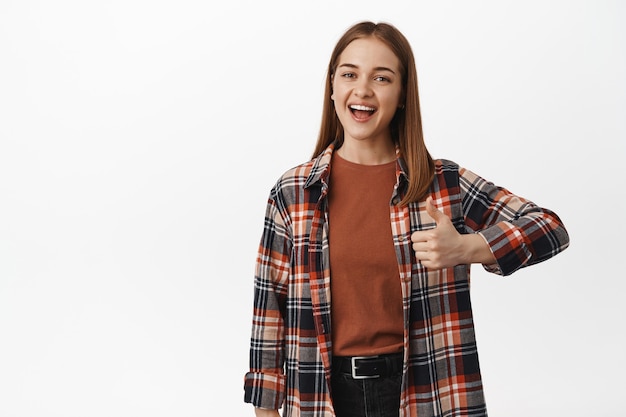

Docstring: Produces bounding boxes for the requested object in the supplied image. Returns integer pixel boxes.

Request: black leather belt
[332,353,403,379]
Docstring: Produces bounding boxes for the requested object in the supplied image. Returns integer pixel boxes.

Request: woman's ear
[398,90,406,109]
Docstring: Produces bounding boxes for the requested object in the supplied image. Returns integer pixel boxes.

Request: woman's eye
[375,76,390,82]
[342,73,356,78]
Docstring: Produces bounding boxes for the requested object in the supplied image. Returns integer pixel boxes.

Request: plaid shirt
[244,144,569,417]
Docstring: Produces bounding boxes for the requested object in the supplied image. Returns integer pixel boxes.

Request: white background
[1,1,624,416]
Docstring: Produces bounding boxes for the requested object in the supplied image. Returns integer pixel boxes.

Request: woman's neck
[336,139,396,165]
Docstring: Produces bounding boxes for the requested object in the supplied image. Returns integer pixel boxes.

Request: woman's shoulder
[275,158,317,183]
[272,149,332,191]
[433,158,461,173]
[267,157,322,197]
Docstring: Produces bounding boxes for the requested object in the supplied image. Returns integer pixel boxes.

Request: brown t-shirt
[328,154,404,356]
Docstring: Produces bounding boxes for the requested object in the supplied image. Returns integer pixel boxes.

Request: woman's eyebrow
[337,63,396,74]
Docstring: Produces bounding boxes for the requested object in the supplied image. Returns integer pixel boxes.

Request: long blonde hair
[312,21,434,205]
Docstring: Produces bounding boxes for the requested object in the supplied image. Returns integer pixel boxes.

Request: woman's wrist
[254,407,280,417]
[462,233,496,265]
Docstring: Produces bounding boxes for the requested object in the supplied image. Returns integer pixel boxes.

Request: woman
[244,21,569,417]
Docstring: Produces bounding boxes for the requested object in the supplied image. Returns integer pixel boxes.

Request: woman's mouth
[349,104,376,120]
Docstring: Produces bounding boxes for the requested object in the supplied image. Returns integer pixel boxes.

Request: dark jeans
[331,370,402,417]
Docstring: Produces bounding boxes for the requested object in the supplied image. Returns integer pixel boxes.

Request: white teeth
[350,104,375,111]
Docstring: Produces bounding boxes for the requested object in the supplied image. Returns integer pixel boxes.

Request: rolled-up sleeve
[244,188,291,409]
[459,167,570,276]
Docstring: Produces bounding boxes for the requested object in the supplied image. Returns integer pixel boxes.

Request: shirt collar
[304,142,409,189]
[303,143,334,189]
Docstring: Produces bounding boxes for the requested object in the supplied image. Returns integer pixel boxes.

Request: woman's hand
[411,197,495,269]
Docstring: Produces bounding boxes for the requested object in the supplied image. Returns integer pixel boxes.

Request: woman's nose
[354,80,373,97]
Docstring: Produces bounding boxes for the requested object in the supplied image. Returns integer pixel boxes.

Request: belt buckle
[351,356,379,379]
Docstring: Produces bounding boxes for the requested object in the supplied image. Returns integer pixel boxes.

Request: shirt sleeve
[243,188,291,409]
[459,167,570,276]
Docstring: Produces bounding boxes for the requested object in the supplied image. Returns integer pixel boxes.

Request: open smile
[349,104,377,121]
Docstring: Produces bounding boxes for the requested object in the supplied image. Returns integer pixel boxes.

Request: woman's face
[332,37,403,146]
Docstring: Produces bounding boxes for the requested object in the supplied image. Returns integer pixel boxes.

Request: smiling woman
[330,37,404,164]
[243,21,569,417]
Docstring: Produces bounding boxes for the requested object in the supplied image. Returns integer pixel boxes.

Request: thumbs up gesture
[411,197,496,269]
[411,197,464,269]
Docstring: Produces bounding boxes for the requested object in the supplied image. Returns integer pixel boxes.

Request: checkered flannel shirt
[244,144,569,417]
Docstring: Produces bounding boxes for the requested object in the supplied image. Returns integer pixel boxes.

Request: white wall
[1,1,624,416]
